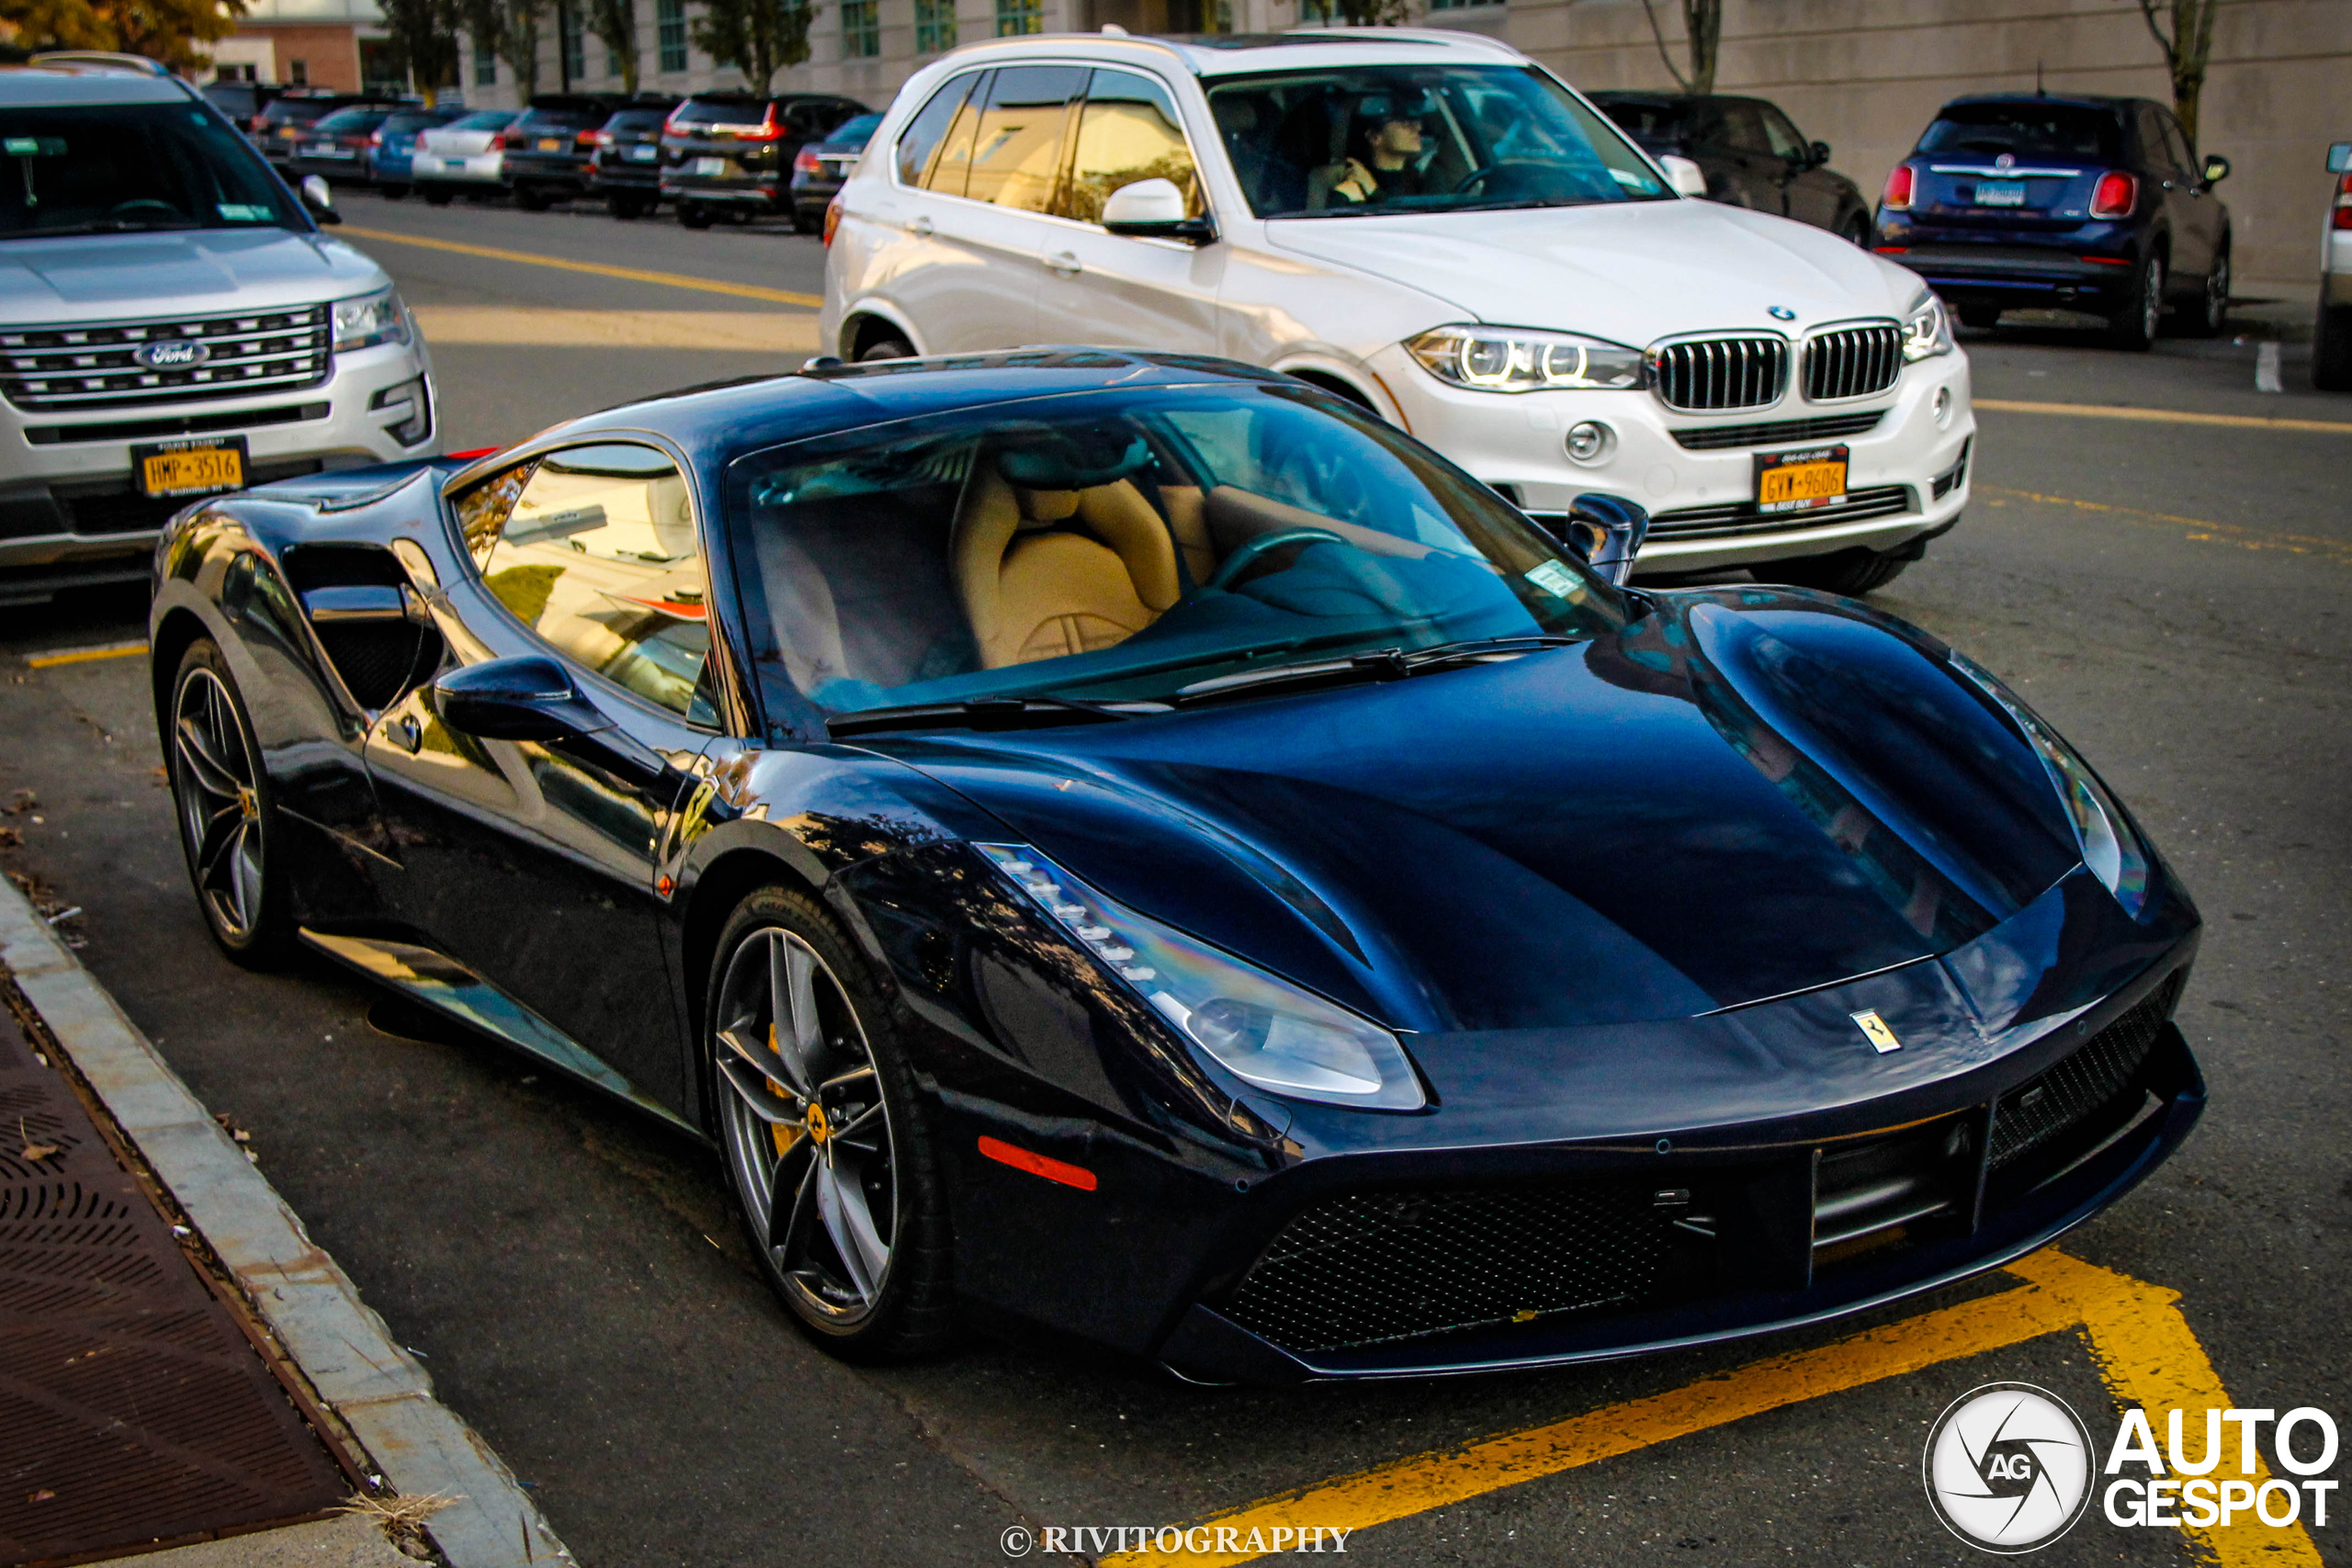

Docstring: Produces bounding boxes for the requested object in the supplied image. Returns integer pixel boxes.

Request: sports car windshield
[1206,64,1670,219]
[0,104,302,237]
[726,381,1621,714]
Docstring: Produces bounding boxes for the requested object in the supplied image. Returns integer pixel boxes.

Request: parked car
[1589,92,1871,243]
[0,58,436,604]
[823,32,1973,595]
[288,104,403,185]
[368,106,468,199]
[149,349,2202,1379]
[413,109,521,204]
[254,92,392,167]
[662,91,866,228]
[503,95,626,209]
[587,100,680,219]
[788,110,882,233]
[1873,92,2231,351]
[2314,141,2352,390]
[200,78,283,142]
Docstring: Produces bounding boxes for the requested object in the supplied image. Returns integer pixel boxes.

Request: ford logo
[135,340,209,369]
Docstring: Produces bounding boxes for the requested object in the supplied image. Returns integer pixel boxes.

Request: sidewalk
[0,877,572,1568]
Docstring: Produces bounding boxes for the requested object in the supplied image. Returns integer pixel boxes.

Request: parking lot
[3,189,2347,1567]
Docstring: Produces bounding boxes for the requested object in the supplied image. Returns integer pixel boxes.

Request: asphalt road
[1,192,2346,1568]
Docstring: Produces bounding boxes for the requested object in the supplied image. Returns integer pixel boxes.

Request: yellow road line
[338,225,826,308]
[1979,483,2352,568]
[25,640,147,669]
[1976,397,2352,434]
[408,305,819,351]
[1107,1248,2320,1568]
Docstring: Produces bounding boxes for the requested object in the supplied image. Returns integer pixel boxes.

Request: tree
[379,0,460,101]
[0,0,244,71]
[460,0,545,101]
[586,0,636,94]
[1638,0,1724,96]
[2134,0,2222,144]
[691,0,813,95]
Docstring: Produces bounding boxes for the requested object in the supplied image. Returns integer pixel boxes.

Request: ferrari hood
[887,593,2086,1033]
[1263,199,1924,346]
[0,230,386,322]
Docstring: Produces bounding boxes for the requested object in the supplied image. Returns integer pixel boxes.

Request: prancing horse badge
[1850,1010,1903,1054]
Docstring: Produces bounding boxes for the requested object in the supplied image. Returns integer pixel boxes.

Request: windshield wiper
[1174,634,1581,705]
[826,694,1168,739]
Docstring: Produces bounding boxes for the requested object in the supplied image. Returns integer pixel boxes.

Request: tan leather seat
[953,464,1181,670]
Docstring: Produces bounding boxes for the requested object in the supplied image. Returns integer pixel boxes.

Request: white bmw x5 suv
[822,28,1974,593]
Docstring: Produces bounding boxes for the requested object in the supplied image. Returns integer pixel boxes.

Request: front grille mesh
[1,306,331,412]
[1671,411,1884,451]
[1647,484,1914,538]
[1648,336,1790,412]
[1803,323,1904,401]
[1223,1183,1672,1355]
[1990,977,2178,1169]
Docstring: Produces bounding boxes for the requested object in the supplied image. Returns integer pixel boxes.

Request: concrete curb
[0,878,574,1568]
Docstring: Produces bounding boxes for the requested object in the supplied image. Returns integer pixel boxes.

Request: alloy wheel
[2205,254,2230,331]
[714,927,898,1325]
[172,667,266,942]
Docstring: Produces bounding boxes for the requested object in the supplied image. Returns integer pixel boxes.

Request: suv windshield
[260,99,338,129]
[674,96,767,128]
[826,112,884,147]
[725,378,1620,714]
[1917,103,2123,164]
[1207,64,1669,219]
[445,110,517,132]
[0,102,302,238]
[313,107,390,136]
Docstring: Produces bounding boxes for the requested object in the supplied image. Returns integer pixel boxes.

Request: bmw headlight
[1406,324,1644,393]
[1949,652,2151,918]
[332,286,410,352]
[1902,292,1952,363]
[979,844,1425,1110]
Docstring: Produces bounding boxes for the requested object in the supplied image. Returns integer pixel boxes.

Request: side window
[896,71,979,186]
[2159,112,2196,174]
[1061,69,1200,223]
[925,71,992,194]
[1760,106,1809,163]
[474,443,718,725]
[2135,106,2178,173]
[1713,101,1770,154]
[961,63,1085,213]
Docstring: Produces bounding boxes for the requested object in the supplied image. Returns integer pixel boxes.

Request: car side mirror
[1101,178,1216,244]
[2327,142,2351,175]
[1659,154,1709,199]
[1558,492,1650,588]
[1810,140,1832,168]
[432,655,610,742]
[299,173,342,225]
[2200,153,2230,185]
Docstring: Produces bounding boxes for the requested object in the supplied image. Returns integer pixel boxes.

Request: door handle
[909,215,933,237]
[1046,250,1080,276]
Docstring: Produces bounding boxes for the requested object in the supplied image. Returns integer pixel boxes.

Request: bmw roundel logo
[1768,305,1797,321]
[1923,1382,2095,1553]
[135,340,209,369]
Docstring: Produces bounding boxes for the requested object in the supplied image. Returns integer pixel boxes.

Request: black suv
[503,95,627,209]
[254,92,394,166]
[1589,92,1871,243]
[1874,93,2233,350]
[660,92,865,228]
[587,101,679,219]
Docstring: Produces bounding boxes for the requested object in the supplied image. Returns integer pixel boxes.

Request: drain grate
[0,992,352,1565]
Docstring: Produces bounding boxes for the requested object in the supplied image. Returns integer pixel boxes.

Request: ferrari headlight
[979,844,1424,1110]
[332,286,410,352]
[1949,652,2151,918]
[1406,324,1644,393]
[1902,292,1952,363]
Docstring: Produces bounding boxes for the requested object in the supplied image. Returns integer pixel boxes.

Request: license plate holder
[1974,179,2027,207]
[628,145,657,162]
[1755,444,1849,514]
[132,436,248,499]
[692,156,727,176]
[537,137,563,152]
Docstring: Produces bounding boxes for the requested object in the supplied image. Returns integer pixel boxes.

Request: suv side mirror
[2201,153,2231,185]
[433,656,608,742]
[299,174,342,225]
[1810,140,1832,168]
[1101,178,1216,244]
[1659,154,1709,199]
[1559,492,1650,588]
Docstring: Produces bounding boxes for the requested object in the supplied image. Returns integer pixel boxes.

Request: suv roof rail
[28,50,175,76]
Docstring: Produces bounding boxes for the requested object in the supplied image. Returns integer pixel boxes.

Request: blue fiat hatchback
[1873,93,2232,351]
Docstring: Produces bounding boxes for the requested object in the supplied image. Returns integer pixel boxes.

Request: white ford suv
[0,57,436,604]
[822,28,1973,594]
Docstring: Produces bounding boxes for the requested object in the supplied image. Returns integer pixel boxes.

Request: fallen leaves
[26,1489,54,1504]
[334,1489,459,1558]
[0,826,17,849]
[17,1118,57,1164]
[4,789,33,815]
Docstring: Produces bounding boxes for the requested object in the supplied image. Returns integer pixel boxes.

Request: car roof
[925,26,1527,79]
[1937,92,2138,113]
[0,65,191,107]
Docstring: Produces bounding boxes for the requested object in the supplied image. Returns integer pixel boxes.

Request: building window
[1425,0,1500,8]
[561,6,585,82]
[995,0,1041,37]
[658,0,687,71]
[842,0,879,57]
[473,31,497,85]
[288,58,308,84]
[915,0,956,51]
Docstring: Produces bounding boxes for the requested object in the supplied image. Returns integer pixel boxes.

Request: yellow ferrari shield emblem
[1850,1010,1902,1054]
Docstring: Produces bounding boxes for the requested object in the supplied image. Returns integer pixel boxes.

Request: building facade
[209,0,397,93]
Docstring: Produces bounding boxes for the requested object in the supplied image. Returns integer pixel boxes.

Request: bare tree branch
[1638,0,1693,93]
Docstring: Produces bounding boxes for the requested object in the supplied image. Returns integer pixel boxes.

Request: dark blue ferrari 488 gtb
[148,351,2202,1382]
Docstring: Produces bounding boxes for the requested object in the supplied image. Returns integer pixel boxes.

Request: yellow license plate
[1756,444,1850,514]
[537,137,563,151]
[138,446,243,497]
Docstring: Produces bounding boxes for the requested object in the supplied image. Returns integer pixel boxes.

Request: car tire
[167,640,295,968]
[1957,304,2002,331]
[2107,254,2164,352]
[706,886,956,1361]
[856,335,915,363]
[793,209,822,235]
[678,201,712,229]
[608,194,645,220]
[1765,547,1913,597]
[512,184,550,211]
[2176,247,2230,338]
[1838,216,1870,247]
[379,183,409,201]
[422,186,453,206]
[2315,302,2352,390]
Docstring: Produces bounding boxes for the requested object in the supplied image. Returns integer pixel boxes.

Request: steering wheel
[1204,527,1345,591]
[1453,164,1505,196]
[103,198,186,222]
